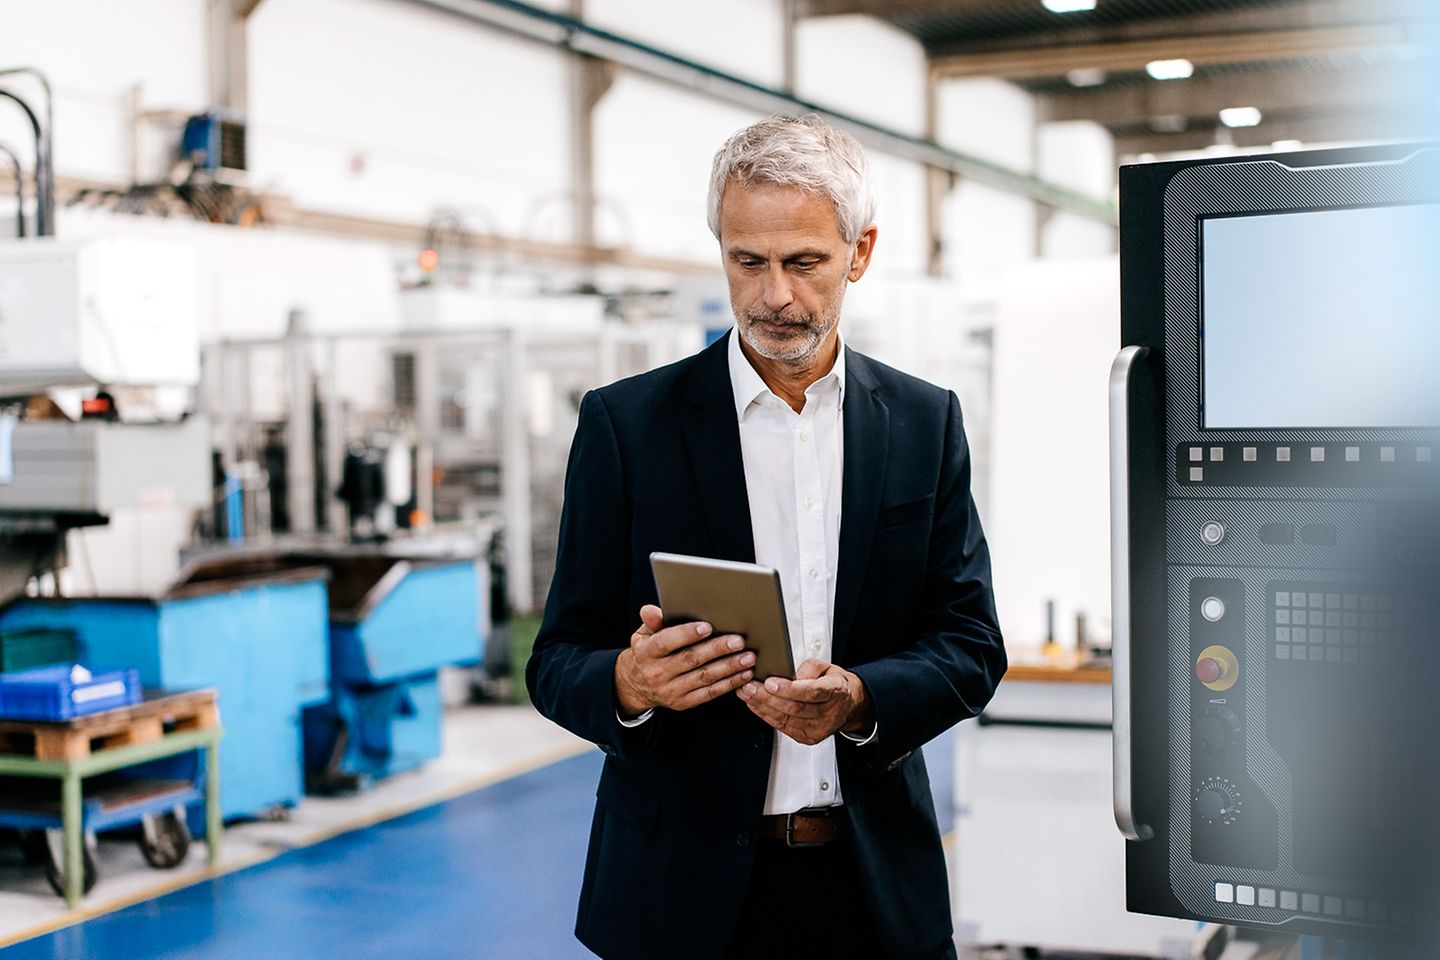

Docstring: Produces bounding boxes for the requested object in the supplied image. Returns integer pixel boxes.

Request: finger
[763,675,844,703]
[660,633,745,677]
[795,658,828,680]
[645,619,714,657]
[678,667,754,710]
[738,681,827,718]
[636,605,665,636]
[672,650,757,693]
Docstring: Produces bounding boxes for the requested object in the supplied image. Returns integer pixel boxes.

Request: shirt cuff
[617,708,655,728]
[838,720,878,747]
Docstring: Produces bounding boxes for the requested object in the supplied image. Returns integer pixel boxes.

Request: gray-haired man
[529,115,1006,960]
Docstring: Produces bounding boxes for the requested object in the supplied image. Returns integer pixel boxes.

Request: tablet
[649,552,795,681]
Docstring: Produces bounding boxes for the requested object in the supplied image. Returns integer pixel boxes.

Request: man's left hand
[737,659,874,746]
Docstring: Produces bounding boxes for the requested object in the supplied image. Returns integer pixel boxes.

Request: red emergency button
[1196,657,1224,685]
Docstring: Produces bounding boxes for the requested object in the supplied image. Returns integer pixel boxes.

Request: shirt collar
[727,326,846,422]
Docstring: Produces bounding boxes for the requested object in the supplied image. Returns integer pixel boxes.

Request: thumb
[795,658,828,680]
[637,605,665,635]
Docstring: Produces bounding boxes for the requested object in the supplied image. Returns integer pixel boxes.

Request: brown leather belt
[758,807,849,847]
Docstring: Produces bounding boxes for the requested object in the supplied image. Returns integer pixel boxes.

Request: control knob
[1194,776,1243,826]
[1194,706,1242,757]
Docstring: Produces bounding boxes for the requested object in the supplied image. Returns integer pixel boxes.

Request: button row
[1214,883,1404,923]
[1276,645,1381,664]
[1276,627,1387,645]
[1276,591,1405,611]
[1190,445,1432,464]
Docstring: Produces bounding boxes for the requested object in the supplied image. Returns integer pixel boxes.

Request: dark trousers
[721,839,957,960]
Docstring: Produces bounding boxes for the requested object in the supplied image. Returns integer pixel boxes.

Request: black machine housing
[1114,144,1440,936]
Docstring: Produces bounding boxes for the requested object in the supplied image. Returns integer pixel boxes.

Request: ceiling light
[1146,59,1194,81]
[1271,139,1304,151]
[1043,0,1098,12]
[1219,106,1263,128]
[1149,114,1187,134]
[1066,68,1107,87]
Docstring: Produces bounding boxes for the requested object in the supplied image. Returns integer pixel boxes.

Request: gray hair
[707,114,876,245]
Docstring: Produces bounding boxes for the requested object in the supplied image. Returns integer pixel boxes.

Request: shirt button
[799,430,809,442]
[735,830,751,847]
[809,568,819,579]
[820,780,831,792]
[803,497,814,510]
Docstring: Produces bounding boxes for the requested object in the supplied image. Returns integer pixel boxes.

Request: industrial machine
[1111,144,1440,937]
[0,237,210,599]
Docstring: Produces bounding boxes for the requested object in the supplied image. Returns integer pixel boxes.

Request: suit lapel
[683,334,755,564]
[832,349,888,663]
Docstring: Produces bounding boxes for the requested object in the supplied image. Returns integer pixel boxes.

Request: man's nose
[763,266,793,312]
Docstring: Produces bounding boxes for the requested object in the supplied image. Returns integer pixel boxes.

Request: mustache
[745,308,815,327]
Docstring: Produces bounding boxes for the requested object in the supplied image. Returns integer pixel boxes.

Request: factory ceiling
[799,0,1436,155]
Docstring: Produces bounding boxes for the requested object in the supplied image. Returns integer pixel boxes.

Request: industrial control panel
[1111,145,1440,938]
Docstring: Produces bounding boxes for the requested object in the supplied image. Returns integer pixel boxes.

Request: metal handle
[1110,345,1154,842]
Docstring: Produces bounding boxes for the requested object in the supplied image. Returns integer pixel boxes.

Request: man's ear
[847,224,878,282]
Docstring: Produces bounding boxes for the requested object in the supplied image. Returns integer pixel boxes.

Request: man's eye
[791,260,817,270]
[740,260,763,270]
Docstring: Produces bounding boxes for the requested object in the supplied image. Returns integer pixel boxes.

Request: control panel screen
[1201,203,1440,429]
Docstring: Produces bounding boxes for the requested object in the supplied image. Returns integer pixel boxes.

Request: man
[528,115,1005,960]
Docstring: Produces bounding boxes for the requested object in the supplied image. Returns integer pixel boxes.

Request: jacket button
[753,735,766,750]
[735,830,751,847]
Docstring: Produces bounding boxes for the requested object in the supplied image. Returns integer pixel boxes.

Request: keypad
[1270,584,1421,666]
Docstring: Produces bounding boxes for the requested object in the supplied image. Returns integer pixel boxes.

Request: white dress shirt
[727,328,849,815]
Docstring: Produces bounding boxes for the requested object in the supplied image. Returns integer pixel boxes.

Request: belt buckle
[784,811,825,849]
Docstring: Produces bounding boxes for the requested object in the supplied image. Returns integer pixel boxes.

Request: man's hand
[736,659,874,746]
[614,605,756,715]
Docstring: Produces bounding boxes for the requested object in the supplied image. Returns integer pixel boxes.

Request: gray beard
[736,305,840,364]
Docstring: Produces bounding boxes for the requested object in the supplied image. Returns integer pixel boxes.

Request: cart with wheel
[0,688,223,906]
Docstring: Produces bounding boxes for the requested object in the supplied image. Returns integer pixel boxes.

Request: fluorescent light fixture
[1146,58,1194,80]
[1066,68,1107,87]
[1043,0,1098,11]
[1219,106,1263,128]
[1271,139,1305,151]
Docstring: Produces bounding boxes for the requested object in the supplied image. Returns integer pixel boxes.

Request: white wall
[935,78,1040,296]
[1038,121,1117,258]
[794,15,927,137]
[593,72,761,265]
[587,0,785,89]
[987,257,1118,653]
[248,0,574,236]
[0,0,208,183]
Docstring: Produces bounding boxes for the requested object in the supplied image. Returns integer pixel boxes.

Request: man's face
[718,180,874,364]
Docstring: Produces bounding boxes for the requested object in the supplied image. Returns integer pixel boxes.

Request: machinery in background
[202,289,701,615]
[0,236,211,600]
[1112,144,1440,937]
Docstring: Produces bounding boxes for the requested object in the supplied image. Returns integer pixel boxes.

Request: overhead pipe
[0,68,54,236]
[0,142,24,236]
[401,0,1117,224]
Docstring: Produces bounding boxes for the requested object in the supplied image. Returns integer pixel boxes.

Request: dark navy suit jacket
[527,332,1006,960]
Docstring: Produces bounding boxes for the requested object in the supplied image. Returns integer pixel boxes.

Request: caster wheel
[43,829,98,899]
[139,808,191,869]
[18,829,49,865]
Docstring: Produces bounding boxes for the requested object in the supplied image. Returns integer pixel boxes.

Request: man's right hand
[615,604,755,715]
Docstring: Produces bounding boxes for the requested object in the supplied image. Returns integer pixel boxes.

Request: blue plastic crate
[0,664,141,721]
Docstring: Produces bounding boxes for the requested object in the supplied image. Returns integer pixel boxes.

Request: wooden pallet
[0,689,219,762]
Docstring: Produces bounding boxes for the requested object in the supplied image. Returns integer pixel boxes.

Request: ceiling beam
[932,22,1421,79]
[1113,109,1425,157]
[1038,62,1423,128]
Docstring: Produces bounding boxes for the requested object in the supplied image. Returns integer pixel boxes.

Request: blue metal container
[0,665,141,721]
[0,568,329,820]
[293,554,479,787]
[303,673,442,783]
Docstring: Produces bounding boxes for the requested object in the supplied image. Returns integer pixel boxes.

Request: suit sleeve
[846,390,1006,772]
[526,390,656,760]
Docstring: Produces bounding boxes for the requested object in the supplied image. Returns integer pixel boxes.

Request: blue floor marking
[4,728,960,960]
[4,752,605,960]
